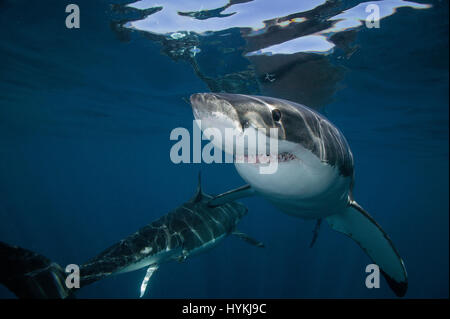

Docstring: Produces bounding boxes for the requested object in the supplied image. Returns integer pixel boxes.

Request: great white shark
[0,174,263,298]
[190,92,408,297]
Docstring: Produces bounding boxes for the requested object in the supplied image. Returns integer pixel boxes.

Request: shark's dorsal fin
[191,171,203,203]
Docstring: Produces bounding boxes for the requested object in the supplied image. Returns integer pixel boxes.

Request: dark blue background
[0,0,448,298]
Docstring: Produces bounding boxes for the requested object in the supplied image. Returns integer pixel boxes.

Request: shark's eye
[272,109,282,122]
[242,120,250,128]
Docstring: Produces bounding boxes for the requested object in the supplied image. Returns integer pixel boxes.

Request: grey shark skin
[0,176,263,298]
[190,93,408,297]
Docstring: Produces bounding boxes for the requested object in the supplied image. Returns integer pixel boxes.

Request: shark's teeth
[235,152,298,164]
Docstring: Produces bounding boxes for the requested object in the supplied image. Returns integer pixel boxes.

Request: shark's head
[190,93,353,172]
[190,93,354,201]
[190,93,282,137]
[189,92,308,161]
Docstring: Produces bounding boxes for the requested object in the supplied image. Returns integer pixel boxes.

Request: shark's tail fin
[0,241,74,299]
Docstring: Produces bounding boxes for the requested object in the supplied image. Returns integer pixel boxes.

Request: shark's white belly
[235,146,351,219]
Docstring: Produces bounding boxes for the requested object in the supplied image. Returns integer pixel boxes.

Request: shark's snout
[189,93,204,108]
[189,92,241,130]
[189,93,218,109]
[189,93,234,109]
[190,93,215,121]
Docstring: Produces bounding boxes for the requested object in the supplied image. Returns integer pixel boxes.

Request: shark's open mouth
[235,152,297,164]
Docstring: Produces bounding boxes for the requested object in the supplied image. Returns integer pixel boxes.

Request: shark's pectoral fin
[208,184,255,207]
[326,201,408,297]
[232,231,265,248]
[309,218,323,248]
[139,264,159,298]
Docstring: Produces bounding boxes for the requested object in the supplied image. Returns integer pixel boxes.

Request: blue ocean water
[0,0,448,298]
